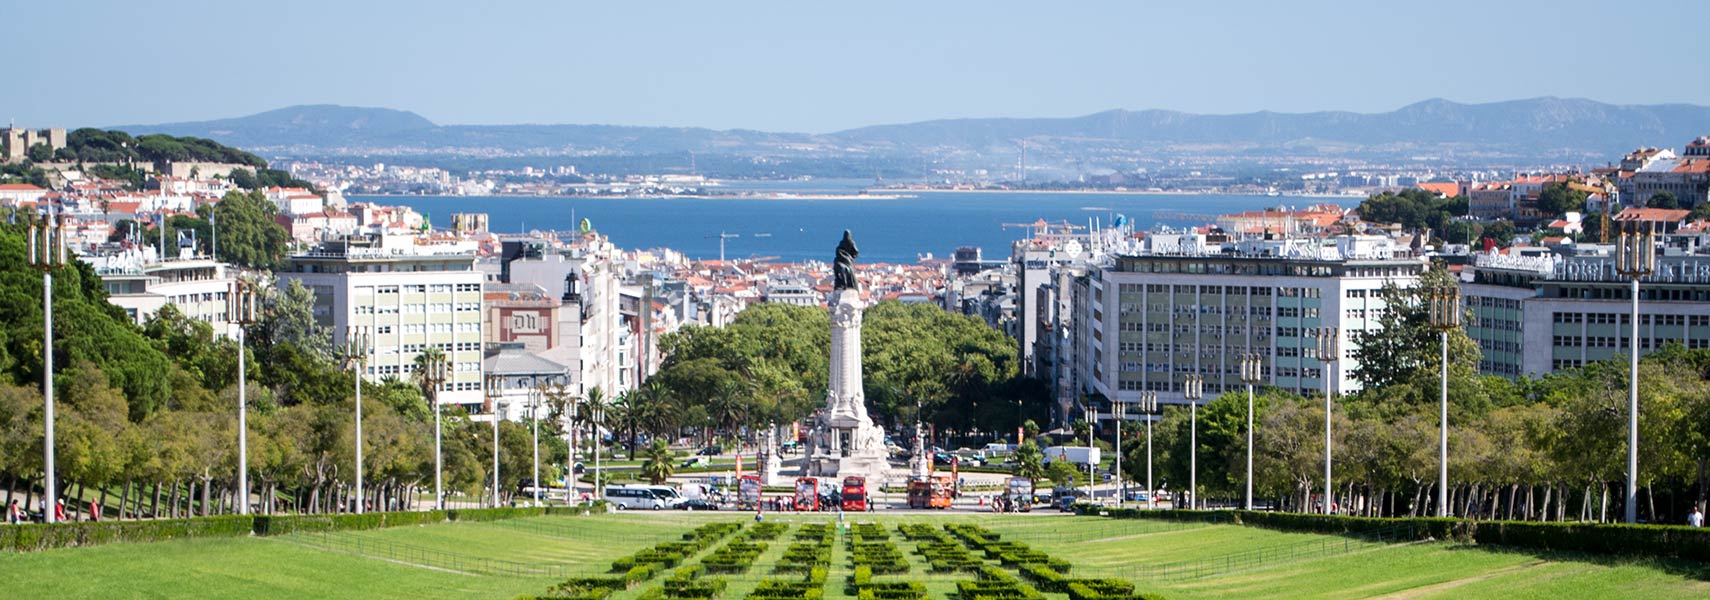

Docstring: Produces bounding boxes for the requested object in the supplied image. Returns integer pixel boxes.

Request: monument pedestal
[758,428,784,486]
[804,289,889,483]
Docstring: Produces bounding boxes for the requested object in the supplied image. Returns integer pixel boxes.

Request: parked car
[676,498,720,511]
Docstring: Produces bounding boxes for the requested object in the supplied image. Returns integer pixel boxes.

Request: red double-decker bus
[840,476,867,511]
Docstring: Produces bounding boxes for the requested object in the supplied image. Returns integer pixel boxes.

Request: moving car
[696,446,722,456]
[676,498,720,511]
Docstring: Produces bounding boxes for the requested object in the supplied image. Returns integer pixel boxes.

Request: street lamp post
[343,327,371,514]
[1140,391,1158,510]
[592,400,606,495]
[1317,328,1340,514]
[1239,353,1264,510]
[421,354,448,510]
[566,390,579,505]
[1183,374,1203,510]
[1112,399,1126,506]
[27,214,67,523]
[1084,400,1095,501]
[229,279,260,515]
[1615,224,1655,524]
[530,386,540,505]
[1426,285,1462,517]
[487,374,503,508]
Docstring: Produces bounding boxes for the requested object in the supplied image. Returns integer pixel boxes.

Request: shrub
[1,515,255,552]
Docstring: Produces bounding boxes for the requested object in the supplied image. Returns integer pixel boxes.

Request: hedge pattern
[1081,506,1710,562]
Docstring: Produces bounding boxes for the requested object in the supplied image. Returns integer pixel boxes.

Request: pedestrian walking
[1689,505,1703,528]
[6,499,18,524]
[53,499,66,523]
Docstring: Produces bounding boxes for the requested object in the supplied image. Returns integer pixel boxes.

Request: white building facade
[277,235,487,407]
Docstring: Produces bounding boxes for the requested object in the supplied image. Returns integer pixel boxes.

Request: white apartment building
[1081,232,1427,408]
[502,236,629,399]
[278,234,486,407]
[91,251,239,336]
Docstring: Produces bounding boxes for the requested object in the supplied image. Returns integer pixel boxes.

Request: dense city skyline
[8,1,1709,132]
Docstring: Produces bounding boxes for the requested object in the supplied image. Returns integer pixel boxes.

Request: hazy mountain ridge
[114,97,1710,164]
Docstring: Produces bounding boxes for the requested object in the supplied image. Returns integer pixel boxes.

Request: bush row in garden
[895,523,947,542]
[2,503,611,553]
[848,565,928,600]
[918,539,984,572]
[746,567,827,600]
[775,524,833,573]
[956,565,1045,600]
[702,540,768,574]
[745,521,788,540]
[1084,506,1710,562]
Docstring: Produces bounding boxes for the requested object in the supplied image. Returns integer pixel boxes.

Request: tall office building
[278,234,486,407]
[1080,231,1427,408]
[1462,241,1710,377]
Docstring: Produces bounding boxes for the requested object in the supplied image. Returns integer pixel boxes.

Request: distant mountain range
[114,98,1710,174]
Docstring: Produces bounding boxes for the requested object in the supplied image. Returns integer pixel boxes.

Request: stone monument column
[806,230,888,482]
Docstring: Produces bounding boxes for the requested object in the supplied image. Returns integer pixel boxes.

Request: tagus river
[360,187,1353,264]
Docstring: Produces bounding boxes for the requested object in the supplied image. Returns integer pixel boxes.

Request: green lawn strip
[0,534,554,600]
[1415,553,1710,600]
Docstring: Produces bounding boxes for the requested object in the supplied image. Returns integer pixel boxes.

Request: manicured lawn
[2,511,1706,599]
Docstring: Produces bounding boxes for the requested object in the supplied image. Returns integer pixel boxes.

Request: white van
[641,485,687,508]
[603,486,666,510]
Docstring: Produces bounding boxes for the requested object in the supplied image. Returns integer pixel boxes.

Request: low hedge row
[0,514,256,552]
[745,522,788,540]
[746,567,827,600]
[919,540,984,572]
[1082,506,1710,561]
[956,566,1044,600]
[3,502,613,553]
[703,541,767,574]
[1066,580,1164,600]
[896,523,950,542]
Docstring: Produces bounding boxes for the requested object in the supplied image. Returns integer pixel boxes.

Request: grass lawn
[2,511,1706,599]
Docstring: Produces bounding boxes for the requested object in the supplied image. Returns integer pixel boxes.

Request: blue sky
[6,0,1706,132]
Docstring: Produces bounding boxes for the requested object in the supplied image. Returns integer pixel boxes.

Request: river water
[361,185,1352,263]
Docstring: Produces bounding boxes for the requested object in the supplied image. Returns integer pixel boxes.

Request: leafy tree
[1484,220,1518,246]
[1536,181,1588,217]
[209,190,289,269]
[1646,192,1679,210]
[1046,457,1081,487]
[640,439,674,484]
[1349,266,1480,393]
[260,279,332,362]
[26,144,51,162]
[1356,189,1465,233]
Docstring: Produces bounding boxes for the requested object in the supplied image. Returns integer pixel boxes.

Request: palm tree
[411,347,447,398]
[640,439,674,485]
[1013,443,1046,487]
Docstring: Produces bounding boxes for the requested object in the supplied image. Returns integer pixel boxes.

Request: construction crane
[706,231,739,262]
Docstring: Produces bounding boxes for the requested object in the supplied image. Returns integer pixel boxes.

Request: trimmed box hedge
[1,514,255,552]
[1081,506,1710,562]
